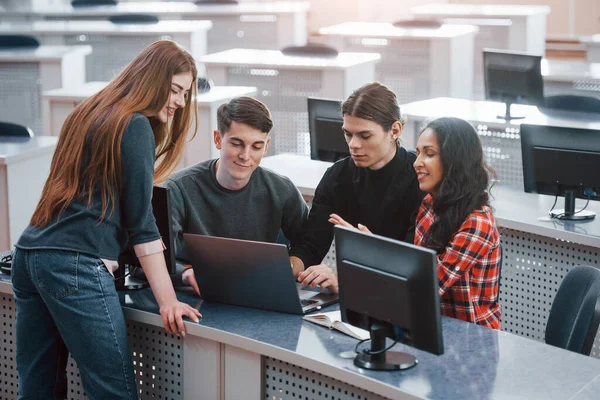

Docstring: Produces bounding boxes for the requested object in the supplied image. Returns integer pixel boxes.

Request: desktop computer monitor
[334,225,444,371]
[116,186,177,289]
[520,124,600,221]
[307,97,349,162]
[483,49,544,120]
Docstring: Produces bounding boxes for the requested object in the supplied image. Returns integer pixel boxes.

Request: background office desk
[316,22,477,103]
[543,58,600,96]
[0,45,90,135]
[0,136,58,252]
[0,1,309,54]
[400,97,600,188]
[203,48,380,157]
[1,276,600,400]
[410,3,550,99]
[582,34,600,63]
[260,153,600,355]
[0,20,211,82]
[41,82,257,165]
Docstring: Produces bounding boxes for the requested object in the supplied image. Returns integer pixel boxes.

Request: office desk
[0,20,211,82]
[0,1,309,54]
[203,48,380,156]
[582,34,600,63]
[41,82,257,165]
[259,153,600,353]
[400,97,600,188]
[0,136,58,252]
[0,45,90,135]
[316,22,477,103]
[410,4,550,99]
[1,275,600,400]
[543,59,600,96]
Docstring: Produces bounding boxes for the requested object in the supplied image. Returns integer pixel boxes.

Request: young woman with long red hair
[11,40,201,399]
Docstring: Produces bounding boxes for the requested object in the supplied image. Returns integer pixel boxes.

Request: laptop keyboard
[300,298,320,307]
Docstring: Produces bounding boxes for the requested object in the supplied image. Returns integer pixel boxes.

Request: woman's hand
[182,268,201,297]
[328,213,372,233]
[159,300,201,337]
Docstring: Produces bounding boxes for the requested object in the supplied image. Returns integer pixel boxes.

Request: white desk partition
[542,59,600,96]
[42,82,257,165]
[202,48,380,157]
[410,4,550,99]
[400,97,600,188]
[0,45,90,135]
[0,2,309,55]
[317,22,477,103]
[581,35,600,63]
[0,20,211,82]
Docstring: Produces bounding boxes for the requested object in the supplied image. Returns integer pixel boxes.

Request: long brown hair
[31,40,198,227]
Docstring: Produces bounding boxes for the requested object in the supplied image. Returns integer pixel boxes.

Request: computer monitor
[483,49,544,120]
[307,97,349,162]
[116,186,177,290]
[521,124,600,221]
[334,225,444,371]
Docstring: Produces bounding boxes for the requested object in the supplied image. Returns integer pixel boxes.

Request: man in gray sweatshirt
[164,96,309,295]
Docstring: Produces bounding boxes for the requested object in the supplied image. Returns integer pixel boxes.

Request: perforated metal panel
[264,356,390,400]
[0,294,184,400]
[207,15,279,54]
[225,67,323,156]
[0,63,43,134]
[499,227,600,356]
[408,120,523,188]
[340,38,430,105]
[65,34,172,82]
[545,80,600,96]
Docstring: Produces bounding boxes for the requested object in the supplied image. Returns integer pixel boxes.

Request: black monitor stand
[114,264,149,291]
[498,100,525,121]
[549,189,596,221]
[353,322,418,371]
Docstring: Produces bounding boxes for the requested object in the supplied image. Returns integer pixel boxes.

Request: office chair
[195,0,239,4]
[544,94,600,114]
[545,265,600,355]
[0,122,34,137]
[392,19,442,29]
[0,35,40,49]
[281,44,338,58]
[108,14,159,24]
[72,0,118,6]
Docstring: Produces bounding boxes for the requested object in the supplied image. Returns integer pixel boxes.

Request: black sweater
[289,147,424,268]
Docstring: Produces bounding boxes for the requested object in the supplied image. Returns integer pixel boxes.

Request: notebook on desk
[183,233,338,315]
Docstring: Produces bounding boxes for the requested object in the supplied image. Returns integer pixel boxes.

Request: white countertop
[410,3,551,17]
[202,49,381,69]
[0,44,91,62]
[0,136,58,166]
[0,20,212,35]
[542,59,600,82]
[318,22,478,39]
[42,82,257,105]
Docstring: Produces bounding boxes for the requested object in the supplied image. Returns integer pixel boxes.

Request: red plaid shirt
[414,194,501,329]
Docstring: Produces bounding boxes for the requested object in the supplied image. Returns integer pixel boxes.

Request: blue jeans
[11,248,138,400]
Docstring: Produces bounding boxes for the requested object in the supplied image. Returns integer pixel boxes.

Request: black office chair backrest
[0,35,40,49]
[195,0,239,4]
[108,14,159,24]
[392,19,442,29]
[545,265,600,355]
[0,122,34,137]
[544,94,600,114]
[281,44,338,58]
[72,0,118,6]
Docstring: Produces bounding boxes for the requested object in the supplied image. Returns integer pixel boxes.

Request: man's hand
[297,263,339,294]
[182,267,201,297]
[328,213,371,233]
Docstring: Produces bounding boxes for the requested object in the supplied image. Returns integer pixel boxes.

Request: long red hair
[31,40,198,227]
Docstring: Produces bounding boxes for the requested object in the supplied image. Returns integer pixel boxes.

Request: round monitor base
[354,352,418,371]
[550,209,596,221]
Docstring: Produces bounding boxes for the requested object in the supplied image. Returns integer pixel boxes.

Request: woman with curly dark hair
[413,117,501,329]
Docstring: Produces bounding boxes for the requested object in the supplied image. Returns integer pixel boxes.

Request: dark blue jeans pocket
[34,250,79,299]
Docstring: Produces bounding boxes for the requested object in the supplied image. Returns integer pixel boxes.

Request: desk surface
[0,1,310,17]
[401,97,600,130]
[543,59,600,82]
[0,44,91,62]
[317,22,477,39]
[581,35,600,45]
[0,20,212,34]
[0,274,598,400]
[260,154,600,248]
[202,48,381,69]
[410,3,551,17]
[0,136,58,166]
[42,82,257,105]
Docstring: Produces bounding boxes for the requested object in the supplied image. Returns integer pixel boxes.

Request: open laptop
[183,233,338,314]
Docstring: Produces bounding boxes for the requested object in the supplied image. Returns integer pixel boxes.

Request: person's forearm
[138,252,178,307]
[289,256,305,278]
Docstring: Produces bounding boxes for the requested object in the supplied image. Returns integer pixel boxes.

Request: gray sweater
[163,159,309,264]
